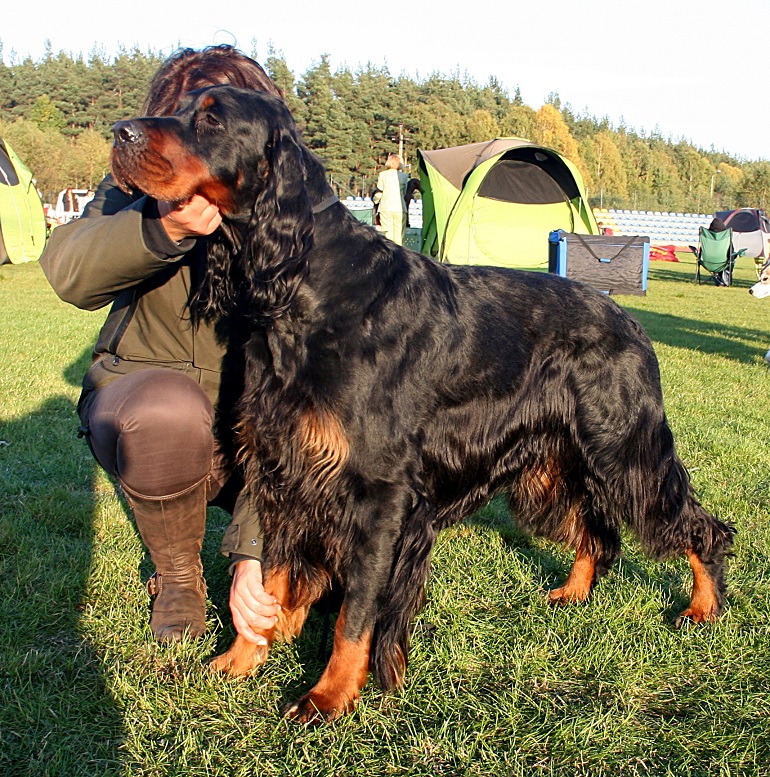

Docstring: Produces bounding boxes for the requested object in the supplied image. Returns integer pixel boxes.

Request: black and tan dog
[112,86,735,722]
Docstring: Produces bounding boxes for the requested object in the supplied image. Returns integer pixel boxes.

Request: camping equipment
[549,231,650,295]
[690,226,745,286]
[0,139,47,264]
[714,208,770,274]
[418,138,598,270]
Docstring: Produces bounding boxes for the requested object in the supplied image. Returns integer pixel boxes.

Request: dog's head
[750,260,770,299]
[112,86,314,321]
[112,86,308,219]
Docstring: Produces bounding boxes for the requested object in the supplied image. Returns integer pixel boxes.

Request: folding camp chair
[689,227,745,286]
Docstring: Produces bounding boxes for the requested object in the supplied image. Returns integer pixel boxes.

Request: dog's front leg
[283,600,372,723]
[283,489,404,723]
[209,567,310,676]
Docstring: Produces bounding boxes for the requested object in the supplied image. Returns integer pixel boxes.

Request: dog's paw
[282,690,358,724]
[547,583,591,606]
[672,606,718,629]
[208,637,269,676]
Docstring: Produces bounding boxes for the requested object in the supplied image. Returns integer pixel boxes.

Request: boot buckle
[146,572,160,597]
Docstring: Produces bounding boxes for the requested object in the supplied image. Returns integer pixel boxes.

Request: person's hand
[157,194,222,242]
[229,559,281,646]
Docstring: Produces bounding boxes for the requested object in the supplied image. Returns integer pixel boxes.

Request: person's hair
[709,217,727,232]
[386,154,403,170]
[144,45,283,116]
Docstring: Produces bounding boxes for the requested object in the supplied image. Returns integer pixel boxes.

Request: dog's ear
[243,123,314,322]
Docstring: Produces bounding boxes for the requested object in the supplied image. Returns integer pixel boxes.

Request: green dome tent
[418,138,598,270]
[0,138,47,265]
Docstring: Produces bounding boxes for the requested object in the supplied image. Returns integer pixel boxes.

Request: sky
[2,0,768,162]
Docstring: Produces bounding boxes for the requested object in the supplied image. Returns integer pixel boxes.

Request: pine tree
[265,49,304,121]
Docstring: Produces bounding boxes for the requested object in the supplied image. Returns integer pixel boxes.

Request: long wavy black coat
[112,86,735,722]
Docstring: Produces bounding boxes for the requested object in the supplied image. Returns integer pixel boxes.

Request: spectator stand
[593,208,712,261]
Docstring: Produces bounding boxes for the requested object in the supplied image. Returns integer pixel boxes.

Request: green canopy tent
[0,138,47,265]
[418,138,598,270]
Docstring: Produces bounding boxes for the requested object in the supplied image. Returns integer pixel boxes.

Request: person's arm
[220,491,281,645]
[40,175,221,311]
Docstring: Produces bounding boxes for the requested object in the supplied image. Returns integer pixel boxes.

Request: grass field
[1,255,769,776]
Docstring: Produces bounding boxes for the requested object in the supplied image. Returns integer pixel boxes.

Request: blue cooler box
[548,231,650,296]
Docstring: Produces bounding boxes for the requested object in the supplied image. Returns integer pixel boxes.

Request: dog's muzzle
[113,120,145,147]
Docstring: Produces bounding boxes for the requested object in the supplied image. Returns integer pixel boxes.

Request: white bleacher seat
[593,208,716,245]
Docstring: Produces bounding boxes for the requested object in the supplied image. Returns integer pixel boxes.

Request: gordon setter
[112,86,735,722]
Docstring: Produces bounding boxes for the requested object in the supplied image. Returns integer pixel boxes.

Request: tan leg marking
[284,604,371,723]
[675,549,719,625]
[548,547,596,605]
[297,408,350,490]
[209,567,311,676]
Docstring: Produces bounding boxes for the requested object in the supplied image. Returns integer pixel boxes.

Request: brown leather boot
[121,475,210,642]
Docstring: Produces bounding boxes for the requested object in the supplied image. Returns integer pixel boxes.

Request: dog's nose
[113,120,143,146]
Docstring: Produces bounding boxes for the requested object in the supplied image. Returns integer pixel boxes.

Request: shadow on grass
[0,347,125,775]
[0,335,334,738]
[648,265,756,290]
[621,306,768,363]
[615,261,769,363]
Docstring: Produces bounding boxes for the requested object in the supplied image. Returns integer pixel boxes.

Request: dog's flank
[112,86,735,723]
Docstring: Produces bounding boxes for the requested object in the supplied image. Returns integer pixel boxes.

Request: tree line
[1,42,769,213]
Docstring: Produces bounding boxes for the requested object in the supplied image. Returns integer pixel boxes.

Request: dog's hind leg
[677,550,722,625]
[624,444,735,625]
[523,482,620,605]
[547,520,621,605]
[208,567,312,676]
[548,545,596,604]
[673,503,735,627]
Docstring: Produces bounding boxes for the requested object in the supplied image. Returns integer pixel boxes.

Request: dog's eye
[196,113,223,131]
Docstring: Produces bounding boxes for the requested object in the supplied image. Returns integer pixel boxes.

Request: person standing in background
[374,153,409,245]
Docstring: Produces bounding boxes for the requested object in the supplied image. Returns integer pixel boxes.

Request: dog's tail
[370,495,438,691]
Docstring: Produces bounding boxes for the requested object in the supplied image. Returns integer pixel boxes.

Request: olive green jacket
[39,175,263,560]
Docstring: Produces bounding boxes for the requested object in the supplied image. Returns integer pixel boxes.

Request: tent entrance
[477,149,580,204]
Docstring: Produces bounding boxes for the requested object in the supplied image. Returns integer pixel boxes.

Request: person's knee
[89,369,215,496]
[99,370,212,437]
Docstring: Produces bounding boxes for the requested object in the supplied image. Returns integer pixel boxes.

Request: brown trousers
[82,368,235,506]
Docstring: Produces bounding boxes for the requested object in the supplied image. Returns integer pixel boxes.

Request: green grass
[2,256,770,776]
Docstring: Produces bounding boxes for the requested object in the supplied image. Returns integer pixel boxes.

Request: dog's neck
[312,195,339,214]
[302,147,337,207]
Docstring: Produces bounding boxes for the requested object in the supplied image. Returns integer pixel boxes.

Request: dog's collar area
[222,196,338,222]
[312,195,339,214]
